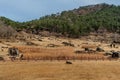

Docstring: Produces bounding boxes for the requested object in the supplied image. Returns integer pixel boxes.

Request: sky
[0,0,120,22]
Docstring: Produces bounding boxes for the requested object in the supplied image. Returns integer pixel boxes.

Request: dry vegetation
[0,61,120,80]
[14,46,106,60]
[0,36,120,80]
[0,36,119,61]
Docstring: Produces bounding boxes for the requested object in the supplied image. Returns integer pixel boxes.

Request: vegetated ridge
[0,3,120,38]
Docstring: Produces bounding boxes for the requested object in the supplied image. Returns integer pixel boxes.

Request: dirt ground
[0,61,120,80]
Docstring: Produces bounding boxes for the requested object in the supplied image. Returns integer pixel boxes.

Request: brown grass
[0,61,120,80]
[0,37,120,80]
[14,46,106,60]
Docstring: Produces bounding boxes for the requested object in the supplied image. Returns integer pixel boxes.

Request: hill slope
[0,3,120,38]
[23,3,120,37]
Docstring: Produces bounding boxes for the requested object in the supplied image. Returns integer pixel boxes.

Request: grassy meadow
[0,61,120,80]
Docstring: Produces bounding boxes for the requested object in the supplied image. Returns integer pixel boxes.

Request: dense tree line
[0,3,120,38]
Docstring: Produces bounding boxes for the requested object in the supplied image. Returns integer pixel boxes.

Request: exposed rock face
[73,3,110,15]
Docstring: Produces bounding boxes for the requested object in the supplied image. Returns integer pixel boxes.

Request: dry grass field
[0,61,120,80]
[14,46,106,60]
[0,37,120,80]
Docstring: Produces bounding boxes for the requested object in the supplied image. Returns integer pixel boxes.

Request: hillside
[0,3,120,38]
[23,3,120,37]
